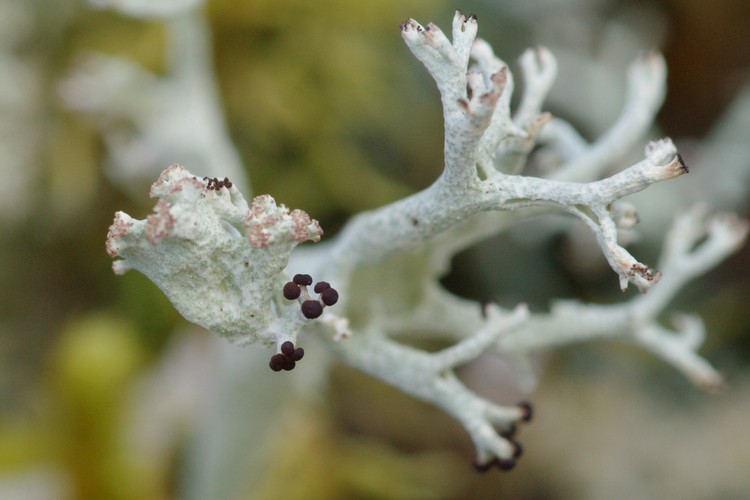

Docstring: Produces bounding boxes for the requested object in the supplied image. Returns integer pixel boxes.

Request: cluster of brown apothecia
[473,401,533,473]
[282,274,339,319]
[269,340,305,372]
[268,274,339,372]
[203,176,233,190]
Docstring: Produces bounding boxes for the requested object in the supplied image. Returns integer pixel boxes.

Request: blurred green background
[1,0,749,498]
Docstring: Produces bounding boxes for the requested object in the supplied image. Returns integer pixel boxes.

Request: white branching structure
[106,11,748,470]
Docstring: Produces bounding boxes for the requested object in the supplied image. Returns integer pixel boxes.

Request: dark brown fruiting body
[496,458,517,471]
[293,274,313,286]
[511,440,523,458]
[320,287,339,306]
[301,300,323,319]
[471,400,536,472]
[269,341,305,372]
[472,460,492,473]
[281,341,295,356]
[676,153,689,173]
[269,353,286,372]
[203,176,233,190]
[518,401,533,422]
[282,275,339,318]
[283,282,301,300]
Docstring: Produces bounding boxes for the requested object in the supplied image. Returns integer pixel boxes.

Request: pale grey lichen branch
[515,47,558,127]
[103,10,749,471]
[381,206,747,394]
[59,0,248,193]
[550,51,667,182]
[487,45,557,174]
[498,206,748,391]
[329,303,531,469]
[331,13,684,293]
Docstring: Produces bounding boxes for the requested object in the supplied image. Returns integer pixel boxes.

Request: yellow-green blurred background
[1,0,749,498]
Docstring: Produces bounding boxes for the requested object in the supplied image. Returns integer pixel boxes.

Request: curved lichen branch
[331,303,532,469]
[106,164,322,345]
[515,47,558,127]
[59,2,249,193]
[627,207,749,391]
[549,51,668,182]
[377,204,747,394]
[499,205,749,391]
[324,14,684,294]
[402,12,512,187]
[400,11,478,122]
[101,9,749,475]
[329,125,685,292]
[633,205,749,318]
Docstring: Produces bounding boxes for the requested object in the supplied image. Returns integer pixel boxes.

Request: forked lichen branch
[105,10,748,470]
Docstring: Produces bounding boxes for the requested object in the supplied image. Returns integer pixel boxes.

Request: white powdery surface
[106,10,749,469]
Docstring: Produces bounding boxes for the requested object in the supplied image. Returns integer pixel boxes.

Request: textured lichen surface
[106,8,749,470]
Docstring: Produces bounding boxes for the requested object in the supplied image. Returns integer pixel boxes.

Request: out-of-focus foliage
[47,315,152,500]
[207,0,448,221]
[248,404,469,500]
[1,0,749,498]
